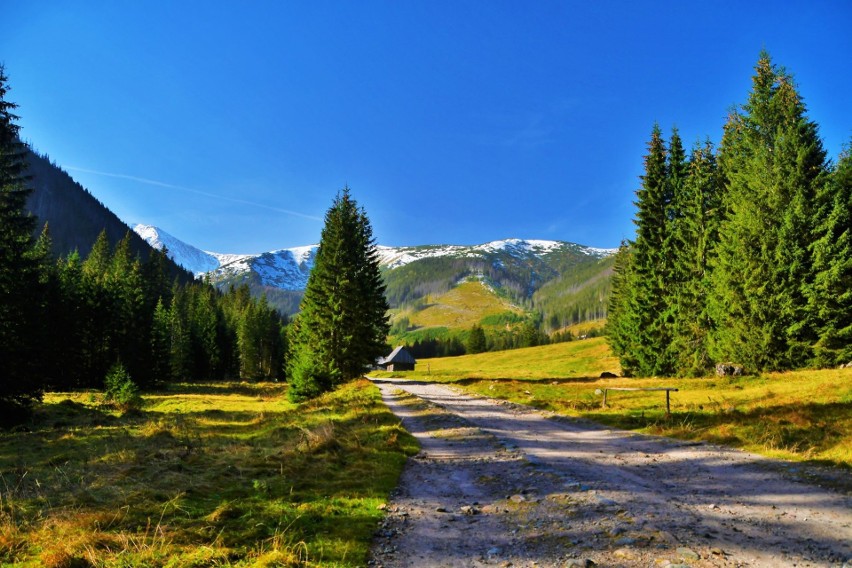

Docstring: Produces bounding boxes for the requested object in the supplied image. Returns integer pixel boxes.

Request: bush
[103,362,142,410]
[287,346,338,402]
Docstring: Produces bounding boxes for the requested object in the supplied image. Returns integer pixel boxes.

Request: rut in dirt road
[368,378,852,568]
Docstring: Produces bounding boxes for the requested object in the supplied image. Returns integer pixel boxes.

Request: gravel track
[367,378,852,568]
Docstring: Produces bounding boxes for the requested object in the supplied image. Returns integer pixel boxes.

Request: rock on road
[368,378,852,568]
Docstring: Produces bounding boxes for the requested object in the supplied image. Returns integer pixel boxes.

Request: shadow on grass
[374,381,852,566]
[582,401,852,478]
[374,376,608,386]
[0,381,416,566]
[161,380,287,397]
[453,376,608,386]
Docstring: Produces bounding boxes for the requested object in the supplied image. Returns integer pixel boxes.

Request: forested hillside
[533,255,614,332]
[381,240,613,345]
[24,150,188,278]
[205,266,305,316]
[0,67,287,422]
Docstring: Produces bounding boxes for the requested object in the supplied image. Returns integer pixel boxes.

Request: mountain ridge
[134,224,616,329]
[134,223,615,286]
[23,150,193,283]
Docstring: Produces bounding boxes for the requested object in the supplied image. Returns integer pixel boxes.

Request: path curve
[368,378,852,568]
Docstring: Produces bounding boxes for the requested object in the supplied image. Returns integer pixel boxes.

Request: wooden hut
[378,346,416,371]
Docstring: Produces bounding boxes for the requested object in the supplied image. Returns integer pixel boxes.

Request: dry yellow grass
[375,340,852,468]
[402,280,523,330]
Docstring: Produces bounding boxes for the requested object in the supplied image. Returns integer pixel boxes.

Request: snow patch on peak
[133,223,161,245]
[376,244,466,269]
[250,246,318,290]
[477,238,563,255]
[133,224,221,275]
[285,245,319,266]
[581,246,619,258]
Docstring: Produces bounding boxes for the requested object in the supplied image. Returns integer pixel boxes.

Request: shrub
[286,346,337,402]
[103,362,142,410]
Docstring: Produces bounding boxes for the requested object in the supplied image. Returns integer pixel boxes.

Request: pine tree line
[608,52,851,376]
[28,227,287,392]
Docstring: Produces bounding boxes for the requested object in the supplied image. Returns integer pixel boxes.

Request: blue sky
[4,1,851,252]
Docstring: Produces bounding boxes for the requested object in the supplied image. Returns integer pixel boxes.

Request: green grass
[378,337,620,380]
[374,339,852,469]
[0,380,418,567]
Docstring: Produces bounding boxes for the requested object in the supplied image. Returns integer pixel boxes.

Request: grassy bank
[375,339,852,468]
[0,380,417,567]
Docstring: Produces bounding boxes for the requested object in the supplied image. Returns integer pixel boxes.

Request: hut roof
[381,346,416,365]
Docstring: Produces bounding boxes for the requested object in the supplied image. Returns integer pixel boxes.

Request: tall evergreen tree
[658,128,688,371]
[150,297,172,383]
[668,141,722,375]
[54,252,88,388]
[624,124,674,376]
[107,233,149,384]
[168,284,193,380]
[809,144,852,366]
[606,242,640,375]
[79,230,116,383]
[31,224,60,385]
[0,65,43,418]
[287,187,389,400]
[711,51,828,371]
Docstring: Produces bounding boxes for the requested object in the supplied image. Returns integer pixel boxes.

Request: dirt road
[367,379,852,568]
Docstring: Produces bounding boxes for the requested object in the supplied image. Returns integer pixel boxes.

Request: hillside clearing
[392,280,524,333]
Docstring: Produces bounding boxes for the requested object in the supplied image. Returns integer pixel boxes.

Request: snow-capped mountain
[133,224,318,291]
[134,224,222,274]
[136,224,615,282]
[134,224,617,316]
[376,239,614,270]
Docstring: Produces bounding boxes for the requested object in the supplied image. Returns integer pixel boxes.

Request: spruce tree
[668,141,721,375]
[80,230,116,382]
[658,129,688,371]
[287,187,389,401]
[31,224,61,386]
[711,52,828,371]
[0,65,43,418]
[628,124,673,376]
[150,297,172,383]
[466,324,487,354]
[809,144,852,366]
[55,252,88,388]
[606,242,640,376]
[108,233,149,384]
[168,284,193,379]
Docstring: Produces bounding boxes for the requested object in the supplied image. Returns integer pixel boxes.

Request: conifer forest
[607,52,851,377]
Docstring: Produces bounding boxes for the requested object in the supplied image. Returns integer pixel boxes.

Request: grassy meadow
[3,339,849,566]
[375,337,852,469]
[0,380,417,567]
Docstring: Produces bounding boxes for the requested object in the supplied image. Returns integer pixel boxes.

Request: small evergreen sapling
[104,361,141,410]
